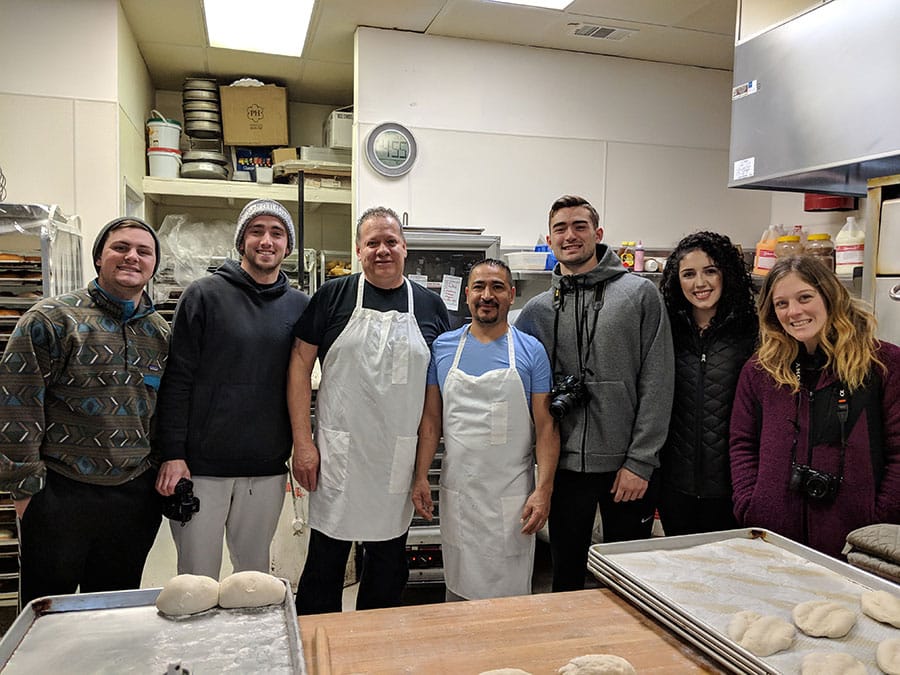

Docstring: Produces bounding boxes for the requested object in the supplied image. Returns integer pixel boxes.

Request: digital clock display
[366,122,417,177]
[373,131,410,168]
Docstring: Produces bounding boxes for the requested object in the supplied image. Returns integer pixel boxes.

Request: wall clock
[365,122,417,177]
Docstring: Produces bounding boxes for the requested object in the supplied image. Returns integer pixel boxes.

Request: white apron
[309,276,429,540]
[440,326,535,599]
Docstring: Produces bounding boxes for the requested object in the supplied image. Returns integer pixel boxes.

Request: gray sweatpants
[171,474,286,579]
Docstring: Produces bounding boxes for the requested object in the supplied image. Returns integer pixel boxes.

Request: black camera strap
[835,385,848,483]
[789,369,848,486]
[551,278,606,379]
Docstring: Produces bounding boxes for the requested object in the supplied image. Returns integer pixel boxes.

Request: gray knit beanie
[234,199,295,255]
[92,216,161,275]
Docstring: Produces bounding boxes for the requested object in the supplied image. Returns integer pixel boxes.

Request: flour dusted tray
[0,581,306,673]
[588,528,900,674]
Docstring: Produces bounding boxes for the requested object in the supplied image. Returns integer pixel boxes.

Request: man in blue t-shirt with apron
[413,258,559,601]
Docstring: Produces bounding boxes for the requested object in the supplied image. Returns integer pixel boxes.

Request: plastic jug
[753,225,781,276]
[835,217,865,277]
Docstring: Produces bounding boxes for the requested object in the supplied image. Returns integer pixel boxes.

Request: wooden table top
[298,588,724,674]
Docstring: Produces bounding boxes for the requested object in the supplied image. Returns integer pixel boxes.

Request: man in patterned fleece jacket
[0,217,169,605]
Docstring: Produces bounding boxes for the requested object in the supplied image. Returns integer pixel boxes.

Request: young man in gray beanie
[155,198,308,579]
[0,217,169,604]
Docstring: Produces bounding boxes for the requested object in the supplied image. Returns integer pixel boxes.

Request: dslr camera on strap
[162,477,200,526]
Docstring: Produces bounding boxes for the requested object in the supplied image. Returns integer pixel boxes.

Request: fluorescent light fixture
[203,0,314,57]
[487,0,573,9]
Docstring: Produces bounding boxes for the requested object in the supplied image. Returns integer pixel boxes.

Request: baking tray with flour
[588,528,899,674]
[0,581,306,673]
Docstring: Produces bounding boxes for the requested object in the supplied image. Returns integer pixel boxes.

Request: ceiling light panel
[203,0,314,57]
[486,0,573,10]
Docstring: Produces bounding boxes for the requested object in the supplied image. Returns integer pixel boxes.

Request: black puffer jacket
[661,309,757,498]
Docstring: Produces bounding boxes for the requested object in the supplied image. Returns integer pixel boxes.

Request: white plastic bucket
[147,147,182,178]
[147,110,182,149]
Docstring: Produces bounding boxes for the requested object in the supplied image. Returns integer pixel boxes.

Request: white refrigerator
[874,199,900,345]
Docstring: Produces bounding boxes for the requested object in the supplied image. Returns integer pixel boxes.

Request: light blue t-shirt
[427,325,553,409]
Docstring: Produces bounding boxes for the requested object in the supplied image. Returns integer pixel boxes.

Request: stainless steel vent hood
[728,0,900,197]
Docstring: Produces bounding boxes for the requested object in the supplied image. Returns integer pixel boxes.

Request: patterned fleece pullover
[0,281,169,498]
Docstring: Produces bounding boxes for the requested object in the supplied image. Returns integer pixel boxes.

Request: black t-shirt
[293,273,450,362]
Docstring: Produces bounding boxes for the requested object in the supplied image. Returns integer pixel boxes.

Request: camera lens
[549,393,574,420]
[805,474,830,499]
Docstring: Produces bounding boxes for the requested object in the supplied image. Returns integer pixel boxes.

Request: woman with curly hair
[658,231,757,536]
[730,255,900,557]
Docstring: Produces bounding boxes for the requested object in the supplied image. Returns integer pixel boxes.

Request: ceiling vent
[568,23,638,41]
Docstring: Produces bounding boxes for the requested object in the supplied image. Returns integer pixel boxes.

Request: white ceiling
[120,0,738,106]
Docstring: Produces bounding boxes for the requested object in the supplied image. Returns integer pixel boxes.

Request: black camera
[789,463,841,501]
[162,478,200,526]
[549,375,590,420]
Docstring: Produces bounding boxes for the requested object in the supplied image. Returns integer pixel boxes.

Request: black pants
[548,469,658,592]
[657,488,737,537]
[18,470,162,606]
[296,528,409,615]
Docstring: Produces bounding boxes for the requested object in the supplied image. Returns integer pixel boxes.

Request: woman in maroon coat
[730,255,900,558]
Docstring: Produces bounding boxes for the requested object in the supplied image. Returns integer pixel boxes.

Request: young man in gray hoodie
[516,195,674,591]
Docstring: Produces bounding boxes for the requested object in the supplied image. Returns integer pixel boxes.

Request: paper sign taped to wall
[440,274,462,312]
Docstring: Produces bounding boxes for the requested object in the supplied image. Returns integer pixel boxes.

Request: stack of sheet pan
[588,528,899,674]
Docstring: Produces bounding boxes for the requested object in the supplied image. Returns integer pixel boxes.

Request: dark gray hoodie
[516,244,673,479]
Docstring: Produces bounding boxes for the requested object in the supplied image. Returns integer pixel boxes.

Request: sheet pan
[0,581,305,674]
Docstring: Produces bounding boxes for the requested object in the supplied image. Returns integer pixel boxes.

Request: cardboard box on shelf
[220,85,288,146]
[271,147,298,165]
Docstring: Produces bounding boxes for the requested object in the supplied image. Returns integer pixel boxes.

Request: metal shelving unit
[0,203,83,613]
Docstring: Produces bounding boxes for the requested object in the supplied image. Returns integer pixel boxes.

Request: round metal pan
[184,111,221,123]
[183,100,220,113]
[183,78,218,91]
[182,89,218,102]
[184,120,222,139]
[183,149,229,165]
[181,161,228,180]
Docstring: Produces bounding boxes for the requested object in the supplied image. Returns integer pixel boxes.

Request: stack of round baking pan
[181,149,229,180]
[182,77,222,140]
[181,77,228,179]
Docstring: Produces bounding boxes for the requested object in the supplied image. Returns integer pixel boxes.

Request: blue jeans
[296,528,409,614]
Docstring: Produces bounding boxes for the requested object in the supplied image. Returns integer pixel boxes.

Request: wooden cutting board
[299,589,724,674]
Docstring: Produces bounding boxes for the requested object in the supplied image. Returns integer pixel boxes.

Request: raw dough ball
[800,652,866,675]
[218,571,285,608]
[156,574,219,616]
[861,589,900,628]
[557,654,636,675]
[479,669,532,675]
[792,600,856,638]
[727,610,795,656]
[877,638,900,675]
